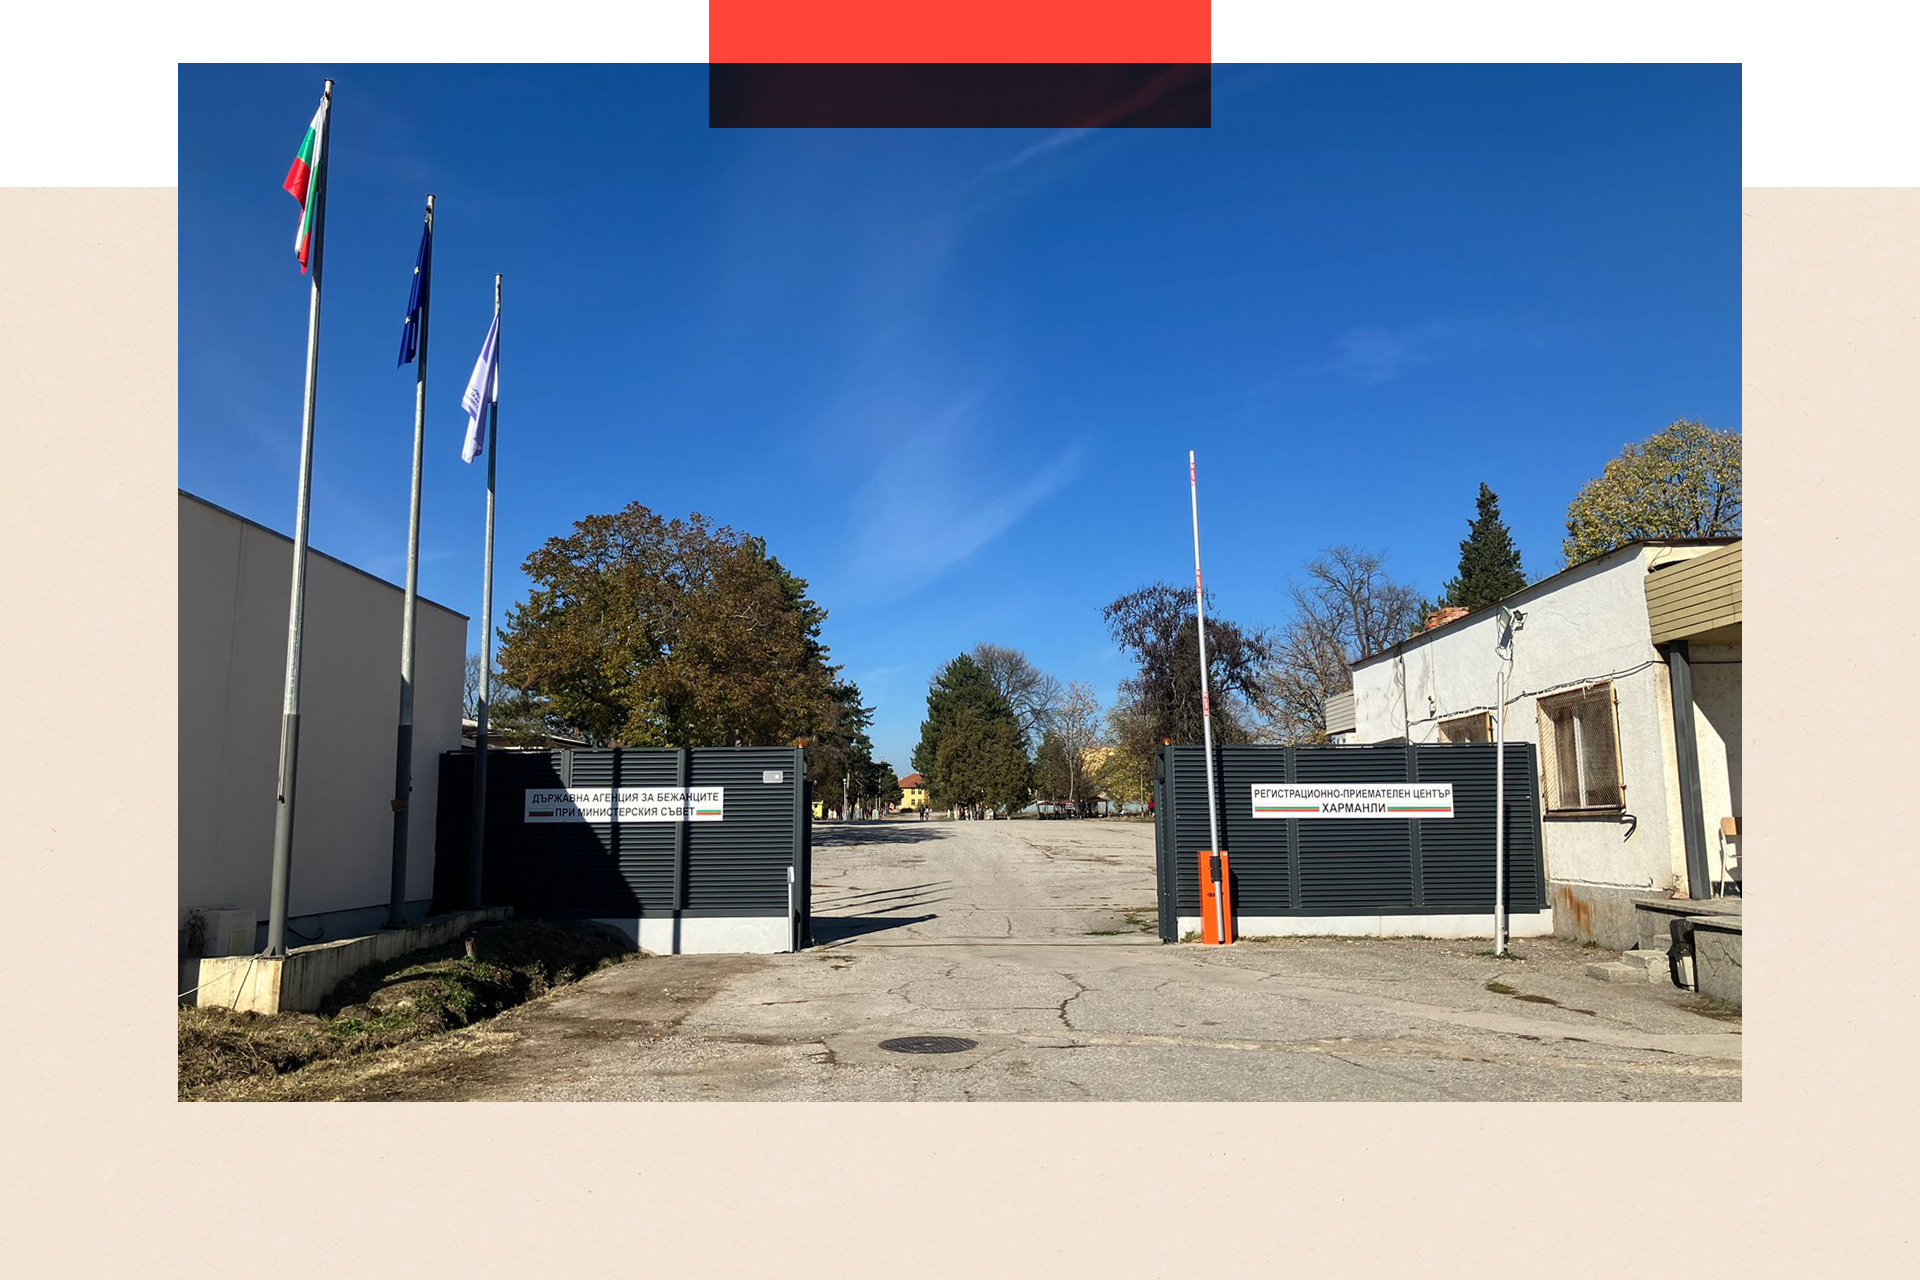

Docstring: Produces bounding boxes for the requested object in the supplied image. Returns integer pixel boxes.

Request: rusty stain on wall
[1553,884,1593,940]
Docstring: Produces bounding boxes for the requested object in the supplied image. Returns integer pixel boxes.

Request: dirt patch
[179,918,637,1100]
[243,951,770,1101]
[1486,979,1599,1017]
[1682,994,1744,1023]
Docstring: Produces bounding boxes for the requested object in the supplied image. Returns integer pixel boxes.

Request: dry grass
[178,919,636,1100]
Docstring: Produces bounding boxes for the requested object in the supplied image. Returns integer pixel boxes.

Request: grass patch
[1180,930,1201,944]
[179,918,635,1101]
[1122,906,1158,934]
[1084,929,1128,936]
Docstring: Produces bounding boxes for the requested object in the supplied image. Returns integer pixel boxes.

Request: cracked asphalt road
[304,817,1741,1101]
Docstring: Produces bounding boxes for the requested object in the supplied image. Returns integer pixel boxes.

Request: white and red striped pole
[1190,450,1226,944]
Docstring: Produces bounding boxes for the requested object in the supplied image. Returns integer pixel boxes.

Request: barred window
[1439,711,1493,744]
[1535,684,1624,813]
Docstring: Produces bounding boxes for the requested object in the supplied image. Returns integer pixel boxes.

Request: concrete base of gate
[180,907,512,1014]
[591,915,791,955]
[1176,909,1555,941]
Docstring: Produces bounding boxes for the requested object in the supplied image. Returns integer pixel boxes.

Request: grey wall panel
[434,747,805,918]
[1154,742,1547,920]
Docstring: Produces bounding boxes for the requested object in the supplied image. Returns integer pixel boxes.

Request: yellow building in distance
[898,772,929,811]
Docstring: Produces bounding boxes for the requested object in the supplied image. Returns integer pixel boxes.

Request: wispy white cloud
[978,128,1093,179]
[1333,327,1432,384]
[1336,318,1510,384]
[846,393,1085,593]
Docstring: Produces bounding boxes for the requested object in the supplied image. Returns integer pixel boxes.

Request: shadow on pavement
[809,914,938,945]
[811,824,950,847]
[811,881,952,909]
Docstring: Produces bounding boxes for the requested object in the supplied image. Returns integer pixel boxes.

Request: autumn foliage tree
[1563,418,1742,563]
[496,503,863,756]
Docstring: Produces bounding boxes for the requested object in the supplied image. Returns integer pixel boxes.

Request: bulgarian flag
[282,93,329,274]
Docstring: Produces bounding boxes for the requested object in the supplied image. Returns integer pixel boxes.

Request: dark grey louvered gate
[433,746,809,944]
[1151,743,1546,943]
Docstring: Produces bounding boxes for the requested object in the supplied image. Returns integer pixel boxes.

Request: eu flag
[397,219,431,367]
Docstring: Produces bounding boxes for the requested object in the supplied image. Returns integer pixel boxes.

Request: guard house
[1348,538,1741,950]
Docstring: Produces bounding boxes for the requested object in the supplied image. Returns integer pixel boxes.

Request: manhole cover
[878,1035,979,1055]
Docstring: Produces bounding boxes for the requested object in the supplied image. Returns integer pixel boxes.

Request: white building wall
[178,493,468,943]
[1350,544,1730,946]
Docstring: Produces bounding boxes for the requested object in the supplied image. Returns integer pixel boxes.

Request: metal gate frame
[1152,741,1547,936]
[434,746,811,935]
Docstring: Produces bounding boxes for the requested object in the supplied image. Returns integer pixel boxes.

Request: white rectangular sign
[1251,783,1454,819]
[523,786,725,824]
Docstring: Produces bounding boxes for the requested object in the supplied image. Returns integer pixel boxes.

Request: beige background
[0,185,1913,1275]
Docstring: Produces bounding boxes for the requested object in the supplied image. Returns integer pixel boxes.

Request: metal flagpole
[387,194,434,929]
[469,273,501,910]
[265,78,334,958]
[1188,451,1227,946]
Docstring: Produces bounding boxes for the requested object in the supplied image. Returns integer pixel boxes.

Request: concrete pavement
[290,817,1740,1101]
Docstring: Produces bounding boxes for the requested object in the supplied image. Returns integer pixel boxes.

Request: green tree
[1100,583,1273,800]
[804,680,882,807]
[1563,418,1742,564]
[1033,730,1074,802]
[496,502,855,751]
[465,652,572,747]
[932,708,1032,811]
[1441,483,1528,612]
[912,653,1017,780]
[1102,582,1271,749]
[870,763,904,808]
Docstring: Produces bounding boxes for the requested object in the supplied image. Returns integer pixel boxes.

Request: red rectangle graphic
[710,1,1212,65]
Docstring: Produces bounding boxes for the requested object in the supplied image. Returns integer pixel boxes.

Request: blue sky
[179,64,1740,771]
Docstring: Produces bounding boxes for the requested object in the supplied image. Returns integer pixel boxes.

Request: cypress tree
[1441,483,1528,612]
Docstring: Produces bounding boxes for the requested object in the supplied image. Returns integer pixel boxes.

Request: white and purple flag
[460,309,499,463]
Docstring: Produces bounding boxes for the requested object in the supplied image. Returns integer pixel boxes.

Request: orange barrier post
[1198,850,1233,944]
